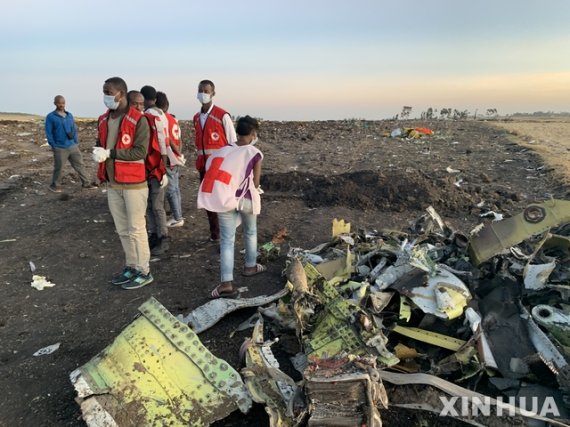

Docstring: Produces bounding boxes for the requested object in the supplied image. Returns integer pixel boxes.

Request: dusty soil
[492,118,570,183]
[0,117,568,427]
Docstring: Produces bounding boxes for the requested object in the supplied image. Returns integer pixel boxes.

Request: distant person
[197,116,265,298]
[140,85,170,255]
[194,79,237,242]
[156,91,185,228]
[44,95,96,192]
[92,77,153,289]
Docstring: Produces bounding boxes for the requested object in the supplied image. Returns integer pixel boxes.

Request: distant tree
[401,106,412,119]
[440,108,453,119]
[426,107,434,120]
[453,109,469,120]
[486,108,498,117]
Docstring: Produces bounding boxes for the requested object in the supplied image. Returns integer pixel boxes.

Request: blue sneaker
[121,272,154,290]
[111,266,138,285]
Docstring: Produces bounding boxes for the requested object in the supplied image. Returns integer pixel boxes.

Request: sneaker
[49,184,62,193]
[111,266,138,285]
[82,183,98,190]
[167,218,185,228]
[151,237,170,256]
[121,272,154,290]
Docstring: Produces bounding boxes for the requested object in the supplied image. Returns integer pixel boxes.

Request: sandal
[210,283,239,299]
[242,263,267,277]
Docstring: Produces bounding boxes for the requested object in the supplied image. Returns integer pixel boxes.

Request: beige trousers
[107,187,150,274]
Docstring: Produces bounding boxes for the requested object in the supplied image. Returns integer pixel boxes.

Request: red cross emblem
[202,157,232,193]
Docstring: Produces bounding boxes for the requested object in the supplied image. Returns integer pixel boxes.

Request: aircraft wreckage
[71,199,570,426]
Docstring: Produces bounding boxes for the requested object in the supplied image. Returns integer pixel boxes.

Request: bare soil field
[0,117,568,426]
[492,118,570,184]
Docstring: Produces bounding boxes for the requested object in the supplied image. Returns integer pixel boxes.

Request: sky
[1,0,569,120]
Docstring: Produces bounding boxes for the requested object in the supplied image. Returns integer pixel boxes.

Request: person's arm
[222,113,237,144]
[172,120,182,155]
[70,114,78,144]
[44,114,55,147]
[111,118,150,161]
[154,112,168,155]
[253,158,262,188]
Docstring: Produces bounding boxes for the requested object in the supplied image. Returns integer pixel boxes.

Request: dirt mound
[261,170,476,213]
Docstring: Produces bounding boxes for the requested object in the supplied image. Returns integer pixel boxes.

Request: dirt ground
[0,117,568,427]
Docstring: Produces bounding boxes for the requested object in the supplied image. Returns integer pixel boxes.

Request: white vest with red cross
[197,145,263,214]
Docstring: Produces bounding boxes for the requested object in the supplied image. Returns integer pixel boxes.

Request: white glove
[256,186,264,195]
[178,153,186,166]
[160,174,169,188]
[92,147,111,163]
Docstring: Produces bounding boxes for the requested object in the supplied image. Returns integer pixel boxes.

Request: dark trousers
[146,178,168,239]
[199,170,220,240]
[52,145,90,186]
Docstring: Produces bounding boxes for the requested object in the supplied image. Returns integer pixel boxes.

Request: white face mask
[197,92,211,104]
[251,136,258,146]
[104,94,120,110]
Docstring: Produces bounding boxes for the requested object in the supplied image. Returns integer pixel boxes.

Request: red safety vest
[193,105,230,172]
[144,113,167,182]
[165,112,181,153]
[97,108,146,184]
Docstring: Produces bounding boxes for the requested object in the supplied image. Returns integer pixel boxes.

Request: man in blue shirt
[44,95,95,192]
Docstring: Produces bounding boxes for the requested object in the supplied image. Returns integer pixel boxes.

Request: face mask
[197,92,211,104]
[251,137,258,146]
[104,94,120,110]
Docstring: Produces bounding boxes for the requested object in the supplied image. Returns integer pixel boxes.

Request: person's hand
[92,147,110,163]
[178,154,186,166]
[160,174,169,188]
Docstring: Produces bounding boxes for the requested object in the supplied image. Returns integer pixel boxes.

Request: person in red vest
[193,79,237,242]
[92,77,154,290]
[140,85,170,255]
[128,91,169,256]
[156,91,185,228]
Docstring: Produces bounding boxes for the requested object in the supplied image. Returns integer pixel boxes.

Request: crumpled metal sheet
[304,357,388,427]
[390,268,471,320]
[468,199,570,265]
[70,297,252,427]
[178,288,288,333]
[241,318,304,427]
[531,304,570,352]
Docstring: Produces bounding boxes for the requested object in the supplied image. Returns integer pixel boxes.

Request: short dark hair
[155,91,169,111]
[199,79,215,90]
[127,90,141,104]
[236,115,259,137]
[105,77,128,95]
[140,85,157,101]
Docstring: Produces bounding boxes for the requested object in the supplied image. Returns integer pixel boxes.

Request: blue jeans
[166,166,183,221]
[218,199,257,282]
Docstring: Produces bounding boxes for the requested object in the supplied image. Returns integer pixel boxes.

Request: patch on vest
[121,134,132,146]
[211,132,220,142]
[172,124,180,140]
